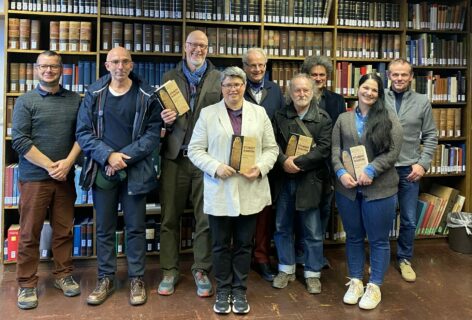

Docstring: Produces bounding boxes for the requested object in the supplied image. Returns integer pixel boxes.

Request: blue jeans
[274,179,324,278]
[396,166,420,262]
[336,191,396,286]
[93,181,147,279]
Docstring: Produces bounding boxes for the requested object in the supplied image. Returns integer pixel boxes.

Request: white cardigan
[188,99,278,217]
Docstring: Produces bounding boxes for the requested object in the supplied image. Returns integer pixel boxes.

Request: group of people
[11,29,437,314]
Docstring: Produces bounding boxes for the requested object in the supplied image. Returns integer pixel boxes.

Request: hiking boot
[157,274,179,296]
[306,277,322,294]
[17,287,38,310]
[129,277,147,306]
[399,259,416,282]
[213,291,231,314]
[343,278,364,304]
[87,277,115,305]
[54,275,81,297]
[272,271,296,289]
[232,291,250,314]
[359,283,381,310]
[193,270,213,297]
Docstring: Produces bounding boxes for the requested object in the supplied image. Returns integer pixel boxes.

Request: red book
[8,224,20,261]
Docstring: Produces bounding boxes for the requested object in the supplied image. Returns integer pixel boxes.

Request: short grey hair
[285,73,319,104]
[220,66,247,84]
[37,50,63,65]
[301,55,332,75]
[242,47,268,65]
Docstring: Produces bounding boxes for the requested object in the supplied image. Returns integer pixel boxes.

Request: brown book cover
[454,108,461,137]
[6,98,14,136]
[156,80,190,116]
[342,150,356,178]
[59,20,70,51]
[18,63,26,93]
[271,62,281,89]
[229,135,257,173]
[232,28,239,55]
[241,29,249,53]
[285,134,313,157]
[68,21,81,52]
[207,27,218,55]
[143,24,153,52]
[296,30,305,56]
[134,23,143,52]
[124,23,133,51]
[8,18,20,49]
[279,30,289,56]
[101,22,112,51]
[431,108,440,137]
[350,145,369,179]
[162,25,173,53]
[438,108,447,137]
[26,63,34,91]
[173,25,182,53]
[10,63,19,93]
[446,108,455,137]
[30,20,40,50]
[226,28,233,55]
[312,31,322,56]
[19,19,31,50]
[323,31,332,57]
[153,25,162,52]
[267,29,275,56]
[79,21,92,52]
[218,28,227,54]
[273,30,280,56]
[288,30,296,56]
[111,21,123,48]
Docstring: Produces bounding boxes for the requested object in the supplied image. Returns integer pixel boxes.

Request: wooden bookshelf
[1,0,470,263]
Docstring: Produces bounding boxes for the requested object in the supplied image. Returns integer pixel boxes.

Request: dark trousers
[253,205,274,264]
[17,180,76,287]
[159,156,212,276]
[208,214,257,294]
[93,181,146,279]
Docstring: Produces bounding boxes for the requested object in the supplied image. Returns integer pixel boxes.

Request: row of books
[186,26,259,56]
[412,72,467,103]
[101,0,183,18]
[407,2,468,31]
[406,34,467,67]
[3,163,93,206]
[101,22,181,53]
[334,62,387,97]
[9,0,98,13]
[8,19,93,52]
[270,61,302,94]
[187,0,259,22]
[8,61,97,94]
[8,19,40,50]
[264,0,332,25]
[263,30,332,58]
[431,108,462,139]
[72,218,94,256]
[429,143,466,175]
[337,0,400,28]
[417,184,465,236]
[336,33,401,60]
[133,62,177,89]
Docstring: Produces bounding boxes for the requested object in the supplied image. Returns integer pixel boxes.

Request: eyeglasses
[221,83,244,90]
[186,42,208,50]
[106,59,132,66]
[245,63,266,70]
[35,64,61,71]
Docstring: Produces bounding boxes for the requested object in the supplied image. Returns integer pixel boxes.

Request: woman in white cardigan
[188,66,278,315]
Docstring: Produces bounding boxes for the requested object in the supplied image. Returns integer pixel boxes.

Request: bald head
[105,46,134,84]
[185,30,209,71]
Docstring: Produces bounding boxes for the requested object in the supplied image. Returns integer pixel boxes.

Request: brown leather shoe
[129,277,147,306]
[87,277,115,305]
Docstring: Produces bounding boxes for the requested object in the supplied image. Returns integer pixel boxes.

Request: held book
[285,134,313,157]
[229,135,256,174]
[156,80,190,116]
[342,145,369,179]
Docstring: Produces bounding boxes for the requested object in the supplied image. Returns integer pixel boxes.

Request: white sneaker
[343,278,364,305]
[359,283,381,310]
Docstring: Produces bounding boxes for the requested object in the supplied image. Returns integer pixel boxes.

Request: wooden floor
[0,239,470,320]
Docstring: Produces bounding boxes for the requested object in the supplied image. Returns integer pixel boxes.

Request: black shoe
[213,291,231,314]
[232,291,250,314]
[255,263,276,282]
